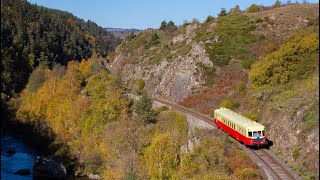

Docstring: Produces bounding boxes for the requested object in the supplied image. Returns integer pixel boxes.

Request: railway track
[152,97,301,180]
[243,147,301,180]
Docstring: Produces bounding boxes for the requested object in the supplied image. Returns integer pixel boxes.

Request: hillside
[1,0,121,96]
[111,3,319,179]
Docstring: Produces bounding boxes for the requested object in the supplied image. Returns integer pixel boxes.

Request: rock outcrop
[112,40,212,102]
[33,156,67,179]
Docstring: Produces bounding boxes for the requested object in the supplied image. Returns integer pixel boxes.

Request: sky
[27,0,319,30]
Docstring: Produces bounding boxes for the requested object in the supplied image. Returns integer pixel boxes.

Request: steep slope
[1,0,120,96]
[111,3,319,179]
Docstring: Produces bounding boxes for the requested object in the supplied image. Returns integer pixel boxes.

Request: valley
[1,0,319,179]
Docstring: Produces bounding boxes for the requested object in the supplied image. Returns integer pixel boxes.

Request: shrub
[249,29,319,88]
[154,106,169,113]
[229,5,241,15]
[219,97,240,110]
[145,33,160,49]
[241,59,255,69]
[237,82,246,92]
[136,78,145,95]
[244,110,260,122]
[205,15,215,23]
[255,18,263,23]
[246,4,261,13]
[264,42,278,53]
[292,148,300,161]
[234,168,261,179]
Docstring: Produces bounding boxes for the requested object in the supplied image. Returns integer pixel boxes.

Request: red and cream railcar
[214,108,268,147]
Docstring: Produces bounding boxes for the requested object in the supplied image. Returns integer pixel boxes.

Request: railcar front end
[244,128,268,147]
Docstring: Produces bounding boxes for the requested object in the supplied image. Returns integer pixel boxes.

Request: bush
[243,110,260,122]
[255,18,263,23]
[292,148,300,161]
[219,97,240,110]
[204,15,215,24]
[145,33,160,49]
[237,82,246,92]
[249,29,319,88]
[241,59,255,69]
[246,4,261,13]
[234,168,261,179]
[136,78,145,95]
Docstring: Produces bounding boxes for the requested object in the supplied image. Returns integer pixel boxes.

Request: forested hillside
[1,0,120,96]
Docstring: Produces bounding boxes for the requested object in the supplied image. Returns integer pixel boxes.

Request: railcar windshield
[248,131,264,137]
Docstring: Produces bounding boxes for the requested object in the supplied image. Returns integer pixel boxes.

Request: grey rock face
[112,41,212,102]
[172,73,191,101]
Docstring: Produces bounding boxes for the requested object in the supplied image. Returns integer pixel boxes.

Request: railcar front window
[252,131,262,137]
[258,131,262,137]
[262,130,265,136]
[248,132,252,137]
[253,131,257,137]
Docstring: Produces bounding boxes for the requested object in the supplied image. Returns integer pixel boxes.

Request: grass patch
[176,44,192,56]
[302,100,319,133]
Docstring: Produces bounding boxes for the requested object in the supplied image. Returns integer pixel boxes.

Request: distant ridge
[105,27,142,39]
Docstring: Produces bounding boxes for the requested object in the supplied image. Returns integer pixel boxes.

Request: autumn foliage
[249,29,319,88]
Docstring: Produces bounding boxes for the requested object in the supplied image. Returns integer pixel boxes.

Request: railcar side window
[248,132,252,137]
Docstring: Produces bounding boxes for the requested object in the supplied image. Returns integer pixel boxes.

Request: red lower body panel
[214,118,267,146]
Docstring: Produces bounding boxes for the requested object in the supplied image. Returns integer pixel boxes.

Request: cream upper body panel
[214,108,265,131]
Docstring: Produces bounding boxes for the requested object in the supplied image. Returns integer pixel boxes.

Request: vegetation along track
[152,97,301,180]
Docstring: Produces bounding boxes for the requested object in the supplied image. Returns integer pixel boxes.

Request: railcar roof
[214,108,264,129]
